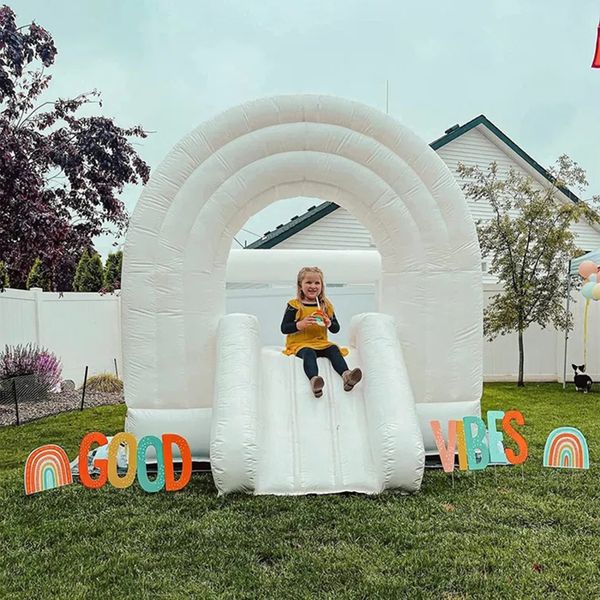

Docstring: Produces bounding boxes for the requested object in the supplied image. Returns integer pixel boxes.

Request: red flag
[592,22,600,68]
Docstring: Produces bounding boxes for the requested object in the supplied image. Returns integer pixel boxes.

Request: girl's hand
[296,316,317,331]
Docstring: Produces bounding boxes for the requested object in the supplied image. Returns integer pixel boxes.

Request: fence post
[80,366,89,411]
[114,358,119,379]
[31,287,43,346]
[116,292,122,374]
[12,378,19,426]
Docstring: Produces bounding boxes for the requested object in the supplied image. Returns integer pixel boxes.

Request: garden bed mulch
[0,389,124,426]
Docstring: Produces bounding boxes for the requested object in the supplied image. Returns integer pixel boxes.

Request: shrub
[26,258,51,291]
[87,253,104,291]
[73,250,89,291]
[74,250,104,292]
[85,373,123,393]
[103,251,122,292]
[0,261,9,291]
[0,344,62,392]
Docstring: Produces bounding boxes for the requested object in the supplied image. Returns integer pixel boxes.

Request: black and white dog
[572,364,593,393]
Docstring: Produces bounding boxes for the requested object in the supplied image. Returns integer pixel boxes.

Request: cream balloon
[592,284,600,300]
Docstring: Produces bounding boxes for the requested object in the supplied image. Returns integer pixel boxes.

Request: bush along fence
[0,361,124,427]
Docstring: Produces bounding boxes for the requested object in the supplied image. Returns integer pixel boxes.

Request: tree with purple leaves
[0,5,150,290]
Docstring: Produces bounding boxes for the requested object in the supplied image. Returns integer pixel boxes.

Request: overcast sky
[11,0,600,255]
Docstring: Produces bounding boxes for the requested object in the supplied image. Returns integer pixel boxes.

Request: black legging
[296,346,349,380]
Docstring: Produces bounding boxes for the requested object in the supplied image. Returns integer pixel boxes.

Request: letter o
[136,435,165,493]
[108,432,137,489]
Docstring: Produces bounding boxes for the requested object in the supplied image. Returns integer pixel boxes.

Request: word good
[430,410,527,473]
[79,432,192,492]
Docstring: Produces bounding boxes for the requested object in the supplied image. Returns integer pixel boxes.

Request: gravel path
[0,389,124,426]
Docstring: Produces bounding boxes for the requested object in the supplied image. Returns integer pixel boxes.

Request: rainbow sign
[543,427,590,470]
[24,444,73,495]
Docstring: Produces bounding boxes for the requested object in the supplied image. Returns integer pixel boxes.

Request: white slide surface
[211,313,425,495]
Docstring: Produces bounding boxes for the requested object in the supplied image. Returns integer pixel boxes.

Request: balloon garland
[577,260,600,364]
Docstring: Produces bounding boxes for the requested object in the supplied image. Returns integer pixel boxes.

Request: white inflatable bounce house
[121,95,483,496]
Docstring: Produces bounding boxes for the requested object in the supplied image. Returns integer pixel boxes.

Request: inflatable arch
[122,95,483,495]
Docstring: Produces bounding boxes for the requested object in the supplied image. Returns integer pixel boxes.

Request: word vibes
[24,432,192,495]
[430,410,527,473]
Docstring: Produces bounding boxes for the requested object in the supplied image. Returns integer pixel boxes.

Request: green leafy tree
[73,250,90,292]
[73,250,103,292]
[458,155,600,387]
[103,250,123,292]
[0,260,9,291]
[26,257,51,291]
[86,253,104,292]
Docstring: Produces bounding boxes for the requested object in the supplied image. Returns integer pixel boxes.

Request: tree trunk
[517,328,525,387]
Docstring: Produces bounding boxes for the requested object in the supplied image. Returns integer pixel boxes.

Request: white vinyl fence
[0,284,597,386]
[0,288,122,385]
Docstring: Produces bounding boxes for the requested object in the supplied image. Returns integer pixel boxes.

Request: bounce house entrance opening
[225,248,381,348]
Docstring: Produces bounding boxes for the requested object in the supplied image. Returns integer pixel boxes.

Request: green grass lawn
[1,384,599,599]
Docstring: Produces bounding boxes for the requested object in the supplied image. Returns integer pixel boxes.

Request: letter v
[430,420,457,473]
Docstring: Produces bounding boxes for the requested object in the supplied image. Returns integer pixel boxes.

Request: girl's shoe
[342,368,362,392]
[310,376,325,398]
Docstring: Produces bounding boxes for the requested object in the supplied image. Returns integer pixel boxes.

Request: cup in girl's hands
[313,310,327,326]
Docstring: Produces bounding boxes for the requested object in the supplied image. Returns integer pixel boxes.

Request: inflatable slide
[210,313,424,495]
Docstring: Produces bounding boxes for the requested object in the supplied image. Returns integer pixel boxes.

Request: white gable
[438,126,600,254]
[276,209,375,250]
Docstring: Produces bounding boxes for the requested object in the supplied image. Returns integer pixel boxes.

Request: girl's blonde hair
[296,267,331,313]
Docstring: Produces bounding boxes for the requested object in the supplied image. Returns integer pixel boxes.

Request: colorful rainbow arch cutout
[24,444,73,495]
[543,427,590,470]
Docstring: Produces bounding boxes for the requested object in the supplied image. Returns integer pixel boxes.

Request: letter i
[456,420,468,471]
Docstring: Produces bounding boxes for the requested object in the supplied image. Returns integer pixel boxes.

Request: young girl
[281,267,362,398]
